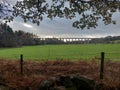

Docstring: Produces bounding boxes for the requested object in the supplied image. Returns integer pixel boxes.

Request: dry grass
[0,59,120,90]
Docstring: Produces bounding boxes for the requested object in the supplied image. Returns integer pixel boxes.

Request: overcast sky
[5,0,120,38]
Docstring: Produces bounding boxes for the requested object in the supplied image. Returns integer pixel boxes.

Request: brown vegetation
[0,59,120,90]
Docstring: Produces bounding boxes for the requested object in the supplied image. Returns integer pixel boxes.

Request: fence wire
[0,52,120,61]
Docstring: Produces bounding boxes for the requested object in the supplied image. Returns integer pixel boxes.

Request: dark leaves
[9,0,120,29]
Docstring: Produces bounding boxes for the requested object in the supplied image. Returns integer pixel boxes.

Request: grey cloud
[9,15,120,38]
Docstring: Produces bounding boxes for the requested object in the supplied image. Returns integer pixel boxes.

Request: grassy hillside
[0,44,120,61]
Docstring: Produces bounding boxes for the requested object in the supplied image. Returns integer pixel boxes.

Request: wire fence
[0,52,119,80]
[0,52,120,61]
[18,52,119,80]
[105,52,120,61]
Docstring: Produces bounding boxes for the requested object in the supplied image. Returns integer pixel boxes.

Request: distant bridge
[39,37,94,42]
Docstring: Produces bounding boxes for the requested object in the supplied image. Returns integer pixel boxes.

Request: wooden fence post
[100,52,105,79]
[20,54,23,75]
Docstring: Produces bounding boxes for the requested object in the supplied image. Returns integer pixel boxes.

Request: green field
[0,44,120,61]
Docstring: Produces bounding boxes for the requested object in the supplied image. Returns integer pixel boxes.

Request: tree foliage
[12,0,120,29]
[0,0,13,23]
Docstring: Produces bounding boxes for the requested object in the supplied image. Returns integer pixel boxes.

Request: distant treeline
[89,36,120,44]
[0,23,40,47]
[41,36,120,44]
[0,23,120,47]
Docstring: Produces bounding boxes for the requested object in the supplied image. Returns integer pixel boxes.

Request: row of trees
[90,36,120,44]
[0,23,120,47]
[0,23,40,47]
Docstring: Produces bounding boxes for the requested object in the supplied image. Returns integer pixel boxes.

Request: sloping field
[0,44,120,60]
[0,59,120,90]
